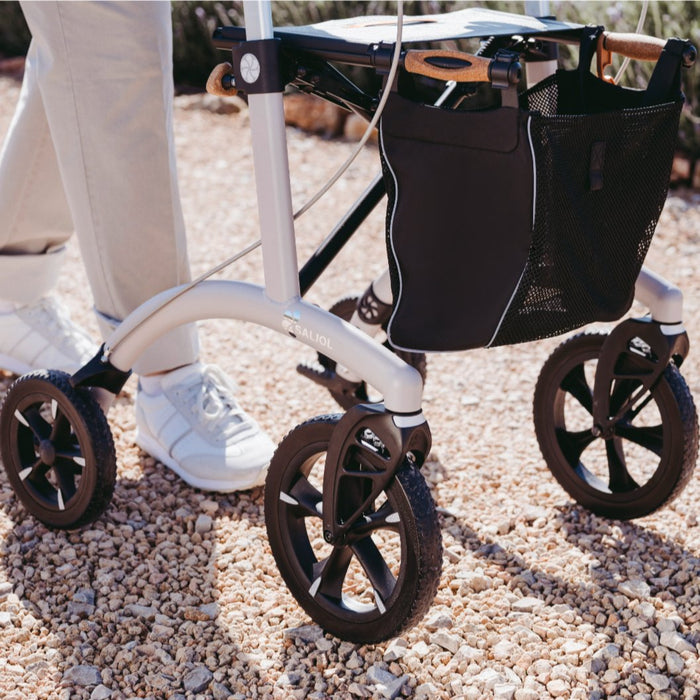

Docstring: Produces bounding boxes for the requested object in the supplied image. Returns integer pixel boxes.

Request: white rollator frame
[0,0,696,644]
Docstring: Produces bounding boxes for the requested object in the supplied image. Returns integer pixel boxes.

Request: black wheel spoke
[556,427,596,466]
[283,474,323,519]
[346,501,400,541]
[352,536,396,603]
[19,457,46,484]
[606,439,639,492]
[53,458,79,504]
[50,406,72,442]
[15,405,51,441]
[615,423,664,457]
[54,453,85,476]
[561,365,593,414]
[313,546,354,600]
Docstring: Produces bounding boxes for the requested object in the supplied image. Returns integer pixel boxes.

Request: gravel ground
[1,74,700,700]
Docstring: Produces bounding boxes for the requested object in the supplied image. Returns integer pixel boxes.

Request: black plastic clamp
[231,38,285,94]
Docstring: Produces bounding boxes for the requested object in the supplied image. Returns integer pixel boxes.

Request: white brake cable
[614,0,649,83]
[293,0,405,220]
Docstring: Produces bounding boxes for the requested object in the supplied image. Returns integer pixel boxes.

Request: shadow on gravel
[441,503,700,698]
[0,435,276,698]
[0,438,380,699]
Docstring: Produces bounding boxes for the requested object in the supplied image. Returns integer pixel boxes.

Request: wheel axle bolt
[324,530,333,543]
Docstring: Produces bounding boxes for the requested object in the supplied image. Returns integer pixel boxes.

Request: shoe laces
[180,365,255,441]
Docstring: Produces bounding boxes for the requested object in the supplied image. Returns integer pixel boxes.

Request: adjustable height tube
[243,1,300,303]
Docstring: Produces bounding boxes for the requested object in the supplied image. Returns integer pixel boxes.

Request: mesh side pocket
[489,73,682,347]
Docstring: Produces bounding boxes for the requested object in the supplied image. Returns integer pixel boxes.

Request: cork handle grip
[601,32,666,61]
[206,62,238,97]
[597,32,666,82]
[404,50,492,83]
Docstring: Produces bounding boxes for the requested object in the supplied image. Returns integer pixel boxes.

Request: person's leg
[0,40,94,373]
[6,0,273,489]
[18,0,198,375]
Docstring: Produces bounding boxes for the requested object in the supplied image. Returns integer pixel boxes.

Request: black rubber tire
[318,296,427,410]
[265,415,442,643]
[0,370,116,529]
[534,332,698,519]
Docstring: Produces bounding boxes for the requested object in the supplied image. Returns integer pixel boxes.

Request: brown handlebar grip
[597,32,666,82]
[602,32,666,61]
[206,62,238,97]
[404,50,492,83]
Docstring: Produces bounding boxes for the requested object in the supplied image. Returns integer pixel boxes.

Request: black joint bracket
[231,39,285,94]
[70,344,132,395]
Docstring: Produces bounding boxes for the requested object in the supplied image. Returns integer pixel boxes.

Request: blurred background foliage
[0,1,698,155]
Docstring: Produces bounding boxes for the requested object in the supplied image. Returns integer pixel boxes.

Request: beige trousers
[0,1,199,375]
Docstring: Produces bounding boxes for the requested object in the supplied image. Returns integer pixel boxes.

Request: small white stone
[618,579,651,600]
[410,641,431,659]
[665,650,685,675]
[660,630,695,654]
[431,631,461,654]
[546,679,569,697]
[636,602,656,621]
[424,612,453,630]
[494,683,519,699]
[383,638,408,662]
[643,670,671,691]
[511,597,545,613]
[415,683,439,699]
[460,573,492,593]
[561,640,588,655]
[348,682,370,698]
[473,668,506,690]
[194,514,213,534]
[315,637,333,652]
[657,617,681,633]
[515,690,541,700]
[492,639,519,661]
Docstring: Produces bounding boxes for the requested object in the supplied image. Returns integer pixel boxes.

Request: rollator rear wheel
[265,415,441,643]
[319,296,427,409]
[0,370,116,529]
[534,333,698,519]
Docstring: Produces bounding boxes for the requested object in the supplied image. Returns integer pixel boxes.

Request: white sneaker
[134,362,275,492]
[0,297,95,375]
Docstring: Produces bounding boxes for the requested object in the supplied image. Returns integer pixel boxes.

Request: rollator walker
[0,1,696,643]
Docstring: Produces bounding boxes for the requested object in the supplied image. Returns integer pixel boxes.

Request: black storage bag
[380,29,686,352]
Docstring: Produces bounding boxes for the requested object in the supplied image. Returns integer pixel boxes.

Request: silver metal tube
[243,1,300,303]
[105,281,424,413]
[635,266,683,323]
[243,0,274,40]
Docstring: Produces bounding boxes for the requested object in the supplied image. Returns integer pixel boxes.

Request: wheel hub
[591,423,615,440]
[38,439,56,465]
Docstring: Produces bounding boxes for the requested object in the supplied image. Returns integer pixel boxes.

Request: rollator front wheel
[534,333,698,519]
[265,415,441,643]
[0,370,116,529]
[319,296,427,409]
